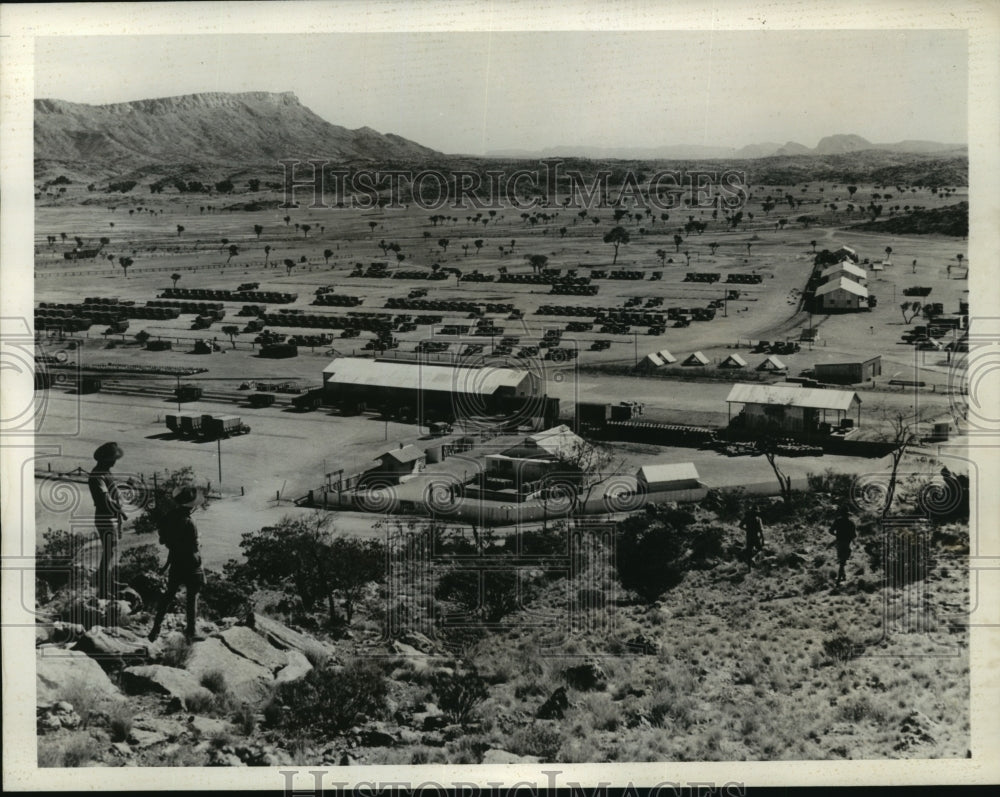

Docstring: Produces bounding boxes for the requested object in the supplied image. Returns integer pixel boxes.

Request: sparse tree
[253,224,263,240]
[221,325,239,349]
[176,225,184,237]
[301,224,311,238]
[226,244,239,264]
[810,240,817,253]
[527,254,548,274]
[119,256,133,278]
[264,245,271,267]
[603,226,630,265]
[284,258,295,276]
[709,242,719,256]
[283,215,291,226]
[672,234,683,253]
[438,238,450,253]
[655,248,668,266]
[170,272,181,288]
[323,249,333,265]
[473,239,483,255]
[368,221,378,235]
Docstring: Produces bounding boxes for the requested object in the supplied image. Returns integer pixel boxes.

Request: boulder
[274,649,313,686]
[121,664,214,709]
[399,631,440,654]
[536,686,569,719]
[36,647,121,704]
[72,627,151,668]
[244,612,334,665]
[218,625,288,672]
[562,660,607,691]
[186,638,273,705]
[129,728,170,748]
[189,715,232,738]
[482,749,542,764]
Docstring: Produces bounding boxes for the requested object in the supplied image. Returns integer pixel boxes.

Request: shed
[636,462,701,493]
[726,382,861,434]
[719,353,747,369]
[756,355,787,372]
[815,277,869,311]
[371,444,426,483]
[682,351,710,366]
[813,356,882,384]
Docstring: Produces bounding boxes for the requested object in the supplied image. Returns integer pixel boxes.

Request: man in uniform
[830,504,857,583]
[742,506,765,569]
[148,485,207,642]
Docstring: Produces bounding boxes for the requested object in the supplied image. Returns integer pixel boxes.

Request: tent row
[642,350,788,371]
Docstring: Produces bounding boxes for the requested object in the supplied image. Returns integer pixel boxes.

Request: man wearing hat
[88,442,127,611]
[830,503,857,584]
[148,484,206,642]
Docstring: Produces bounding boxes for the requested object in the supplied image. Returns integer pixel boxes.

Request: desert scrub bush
[57,679,101,728]
[40,733,101,767]
[199,669,229,695]
[117,544,162,586]
[508,722,564,762]
[838,694,894,724]
[270,658,388,735]
[815,634,867,666]
[615,504,697,600]
[689,524,727,563]
[701,487,746,522]
[35,529,90,593]
[159,635,192,668]
[807,469,856,502]
[572,692,620,731]
[231,702,257,736]
[199,568,251,621]
[106,702,133,743]
[432,666,488,724]
[184,689,217,715]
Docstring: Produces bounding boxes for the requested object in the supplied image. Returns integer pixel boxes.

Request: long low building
[322,356,545,421]
[814,356,882,384]
[726,382,862,435]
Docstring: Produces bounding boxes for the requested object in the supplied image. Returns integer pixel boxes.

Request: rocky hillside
[850,201,969,237]
[35,475,970,766]
[34,92,439,173]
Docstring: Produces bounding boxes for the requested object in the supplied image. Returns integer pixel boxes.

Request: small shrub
[231,702,256,736]
[273,658,388,735]
[183,688,215,714]
[432,666,488,724]
[508,722,564,762]
[199,669,228,695]
[107,703,133,742]
[159,636,192,668]
[701,487,746,522]
[57,679,100,728]
[199,570,251,620]
[690,525,727,562]
[821,634,866,664]
[59,733,102,767]
[117,544,161,586]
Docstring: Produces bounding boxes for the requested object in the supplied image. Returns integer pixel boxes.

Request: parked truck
[178,413,204,437]
[166,412,201,435]
[291,388,324,411]
[200,414,251,438]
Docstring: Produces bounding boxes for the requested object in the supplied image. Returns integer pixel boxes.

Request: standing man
[148,485,206,642]
[88,442,126,613]
[830,504,857,584]
[742,506,765,570]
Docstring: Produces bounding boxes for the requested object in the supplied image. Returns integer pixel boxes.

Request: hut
[636,462,701,493]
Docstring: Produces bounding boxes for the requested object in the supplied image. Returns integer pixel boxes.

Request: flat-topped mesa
[36,91,302,115]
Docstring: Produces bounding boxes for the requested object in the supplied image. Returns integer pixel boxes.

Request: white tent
[757,355,788,371]
[683,351,710,366]
[719,353,748,369]
[657,349,678,364]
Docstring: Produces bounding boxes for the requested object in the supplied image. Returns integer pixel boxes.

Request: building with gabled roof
[369,443,427,483]
[636,462,701,493]
[821,261,868,285]
[815,277,869,311]
[725,382,862,435]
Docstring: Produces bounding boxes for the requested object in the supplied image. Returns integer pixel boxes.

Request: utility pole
[217,436,222,488]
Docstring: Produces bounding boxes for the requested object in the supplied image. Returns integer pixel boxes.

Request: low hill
[851,201,968,237]
[34,92,439,175]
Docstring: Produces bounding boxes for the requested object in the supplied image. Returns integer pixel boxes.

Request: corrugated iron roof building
[725,382,861,434]
[322,356,541,419]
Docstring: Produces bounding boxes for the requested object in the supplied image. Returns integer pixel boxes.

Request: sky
[34,30,968,155]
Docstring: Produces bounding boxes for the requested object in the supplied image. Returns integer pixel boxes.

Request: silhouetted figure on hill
[89,442,127,623]
[149,485,206,642]
[830,504,857,583]
[742,507,765,569]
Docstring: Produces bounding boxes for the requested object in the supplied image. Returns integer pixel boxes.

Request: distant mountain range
[34,91,439,169]
[485,134,966,160]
